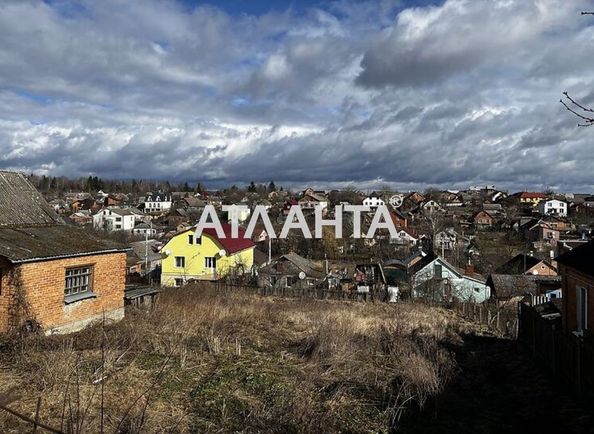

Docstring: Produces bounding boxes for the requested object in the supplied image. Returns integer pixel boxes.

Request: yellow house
[160,223,255,286]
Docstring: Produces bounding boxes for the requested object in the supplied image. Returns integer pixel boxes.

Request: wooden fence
[518,302,594,401]
[452,301,519,338]
[213,282,391,303]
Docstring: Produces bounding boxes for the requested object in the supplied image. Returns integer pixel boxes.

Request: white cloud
[0,0,593,192]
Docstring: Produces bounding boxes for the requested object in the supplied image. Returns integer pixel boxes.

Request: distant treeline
[26,174,283,196]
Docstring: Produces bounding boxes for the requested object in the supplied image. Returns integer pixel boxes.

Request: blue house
[410,253,490,303]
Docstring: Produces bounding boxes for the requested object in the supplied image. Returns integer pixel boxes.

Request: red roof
[202,223,255,254]
[519,192,546,199]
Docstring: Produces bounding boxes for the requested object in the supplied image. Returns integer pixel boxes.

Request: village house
[68,211,93,226]
[471,210,494,230]
[495,253,558,276]
[93,207,145,232]
[409,254,490,303]
[258,252,325,289]
[486,274,561,306]
[298,191,329,213]
[391,227,418,246]
[557,240,594,337]
[0,172,127,334]
[538,199,568,217]
[518,191,546,207]
[127,239,162,282]
[160,223,255,286]
[362,192,385,208]
[389,209,409,228]
[144,191,172,213]
[132,222,158,238]
[433,228,469,253]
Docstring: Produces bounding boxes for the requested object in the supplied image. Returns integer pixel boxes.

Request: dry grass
[0,284,474,433]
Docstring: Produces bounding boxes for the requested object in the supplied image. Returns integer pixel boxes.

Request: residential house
[93,207,145,232]
[0,171,127,334]
[127,240,162,281]
[258,252,324,289]
[389,209,409,228]
[363,193,385,208]
[556,240,594,337]
[298,192,328,212]
[391,227,418,246]
[420,199,444,214]
[486,274,561,305]
[132,222,158,238]
[539,199,568,217]
[495,253,557,276]
[518,192,546,207]
[68,211,93,226]
[433,228,469,253]
[70,197,97,213]
[522,220,560,246]
[409,254,490,303]
[49,199,69,214]
[144,191,172,213]
[160,223,255,286]
[471,210,494,230]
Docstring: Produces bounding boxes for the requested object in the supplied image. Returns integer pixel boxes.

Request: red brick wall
[0,252,126,332]
[561,264,594,337]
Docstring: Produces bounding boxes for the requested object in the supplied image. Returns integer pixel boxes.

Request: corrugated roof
[0,225,128,263]
[0,172,63,227]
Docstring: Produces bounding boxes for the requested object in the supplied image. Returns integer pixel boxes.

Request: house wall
[0,252,126,334]
[160,229,254,285]
[412,259,489,303]
[561,264,594,337]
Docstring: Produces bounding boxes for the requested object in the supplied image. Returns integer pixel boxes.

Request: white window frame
[205,257,217,270]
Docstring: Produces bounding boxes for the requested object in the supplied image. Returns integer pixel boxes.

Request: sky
[1,0,594,193]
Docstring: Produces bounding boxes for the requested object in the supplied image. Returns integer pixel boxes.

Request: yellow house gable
[160,228,254,286]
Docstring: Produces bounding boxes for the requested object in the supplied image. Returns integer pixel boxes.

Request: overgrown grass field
[0,285,474,433]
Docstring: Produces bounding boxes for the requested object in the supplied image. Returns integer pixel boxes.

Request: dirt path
[400,333,594,434]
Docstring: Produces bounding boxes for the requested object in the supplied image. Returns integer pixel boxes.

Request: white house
[93,207,145,232]
[133,222,158,238]
[411,255,490,303]
[363,195,385,208]
[390,227,418,246]
[538,199,567,217]
[144,192,172,213]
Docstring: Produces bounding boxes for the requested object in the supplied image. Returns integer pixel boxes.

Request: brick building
[0,172,127,334]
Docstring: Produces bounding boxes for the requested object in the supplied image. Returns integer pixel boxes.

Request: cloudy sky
[1,0,594,192]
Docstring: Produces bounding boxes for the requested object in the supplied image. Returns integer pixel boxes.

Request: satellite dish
[298,271,306,280]
[218,249,227,257]
[165,250,171,256]
[389,194,404,208]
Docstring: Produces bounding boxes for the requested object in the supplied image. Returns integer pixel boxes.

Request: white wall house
[363,196,385,208]
[412,257,490,303]
[539,199,567,217]
[144,192,172,212]
[93,208,144,232]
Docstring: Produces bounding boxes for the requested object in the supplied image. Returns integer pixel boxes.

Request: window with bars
[65,267,92,297]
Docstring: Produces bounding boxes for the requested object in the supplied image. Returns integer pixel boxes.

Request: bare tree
[561,12,594,126]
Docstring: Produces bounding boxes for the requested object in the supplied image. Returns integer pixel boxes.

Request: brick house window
[175,256,185,268]
[65,266,95,303]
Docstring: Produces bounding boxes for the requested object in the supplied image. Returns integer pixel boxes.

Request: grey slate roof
[0,225,127,263]
[0,172,63,227]
[0,171,127,263]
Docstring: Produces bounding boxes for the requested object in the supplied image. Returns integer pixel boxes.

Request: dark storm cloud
[1,0,594,192]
